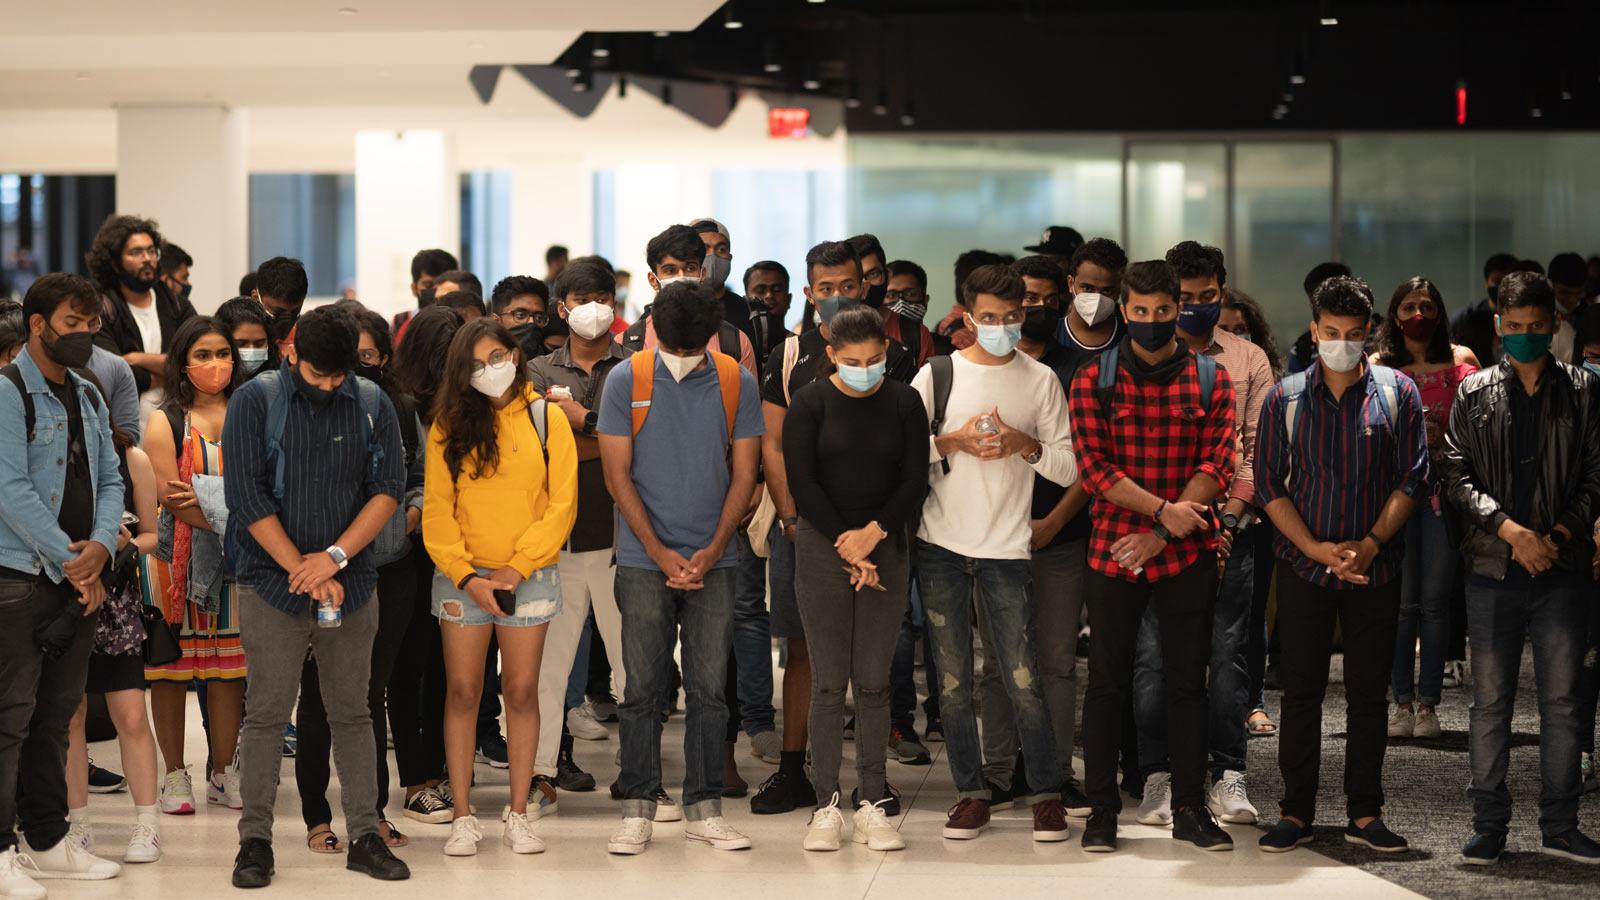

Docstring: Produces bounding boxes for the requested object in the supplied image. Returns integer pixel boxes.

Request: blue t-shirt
[596,351,764,572]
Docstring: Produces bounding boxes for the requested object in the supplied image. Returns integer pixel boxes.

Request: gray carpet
[1239,652,1600,899]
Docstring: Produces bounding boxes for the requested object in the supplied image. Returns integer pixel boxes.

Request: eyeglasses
[123,247,161,261]
[500,308,549,327]
[885,289,925,304]
[357,349,384,365]
[470,349,514,376]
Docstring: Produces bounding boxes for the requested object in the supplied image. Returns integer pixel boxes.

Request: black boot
[557,734,596,792]
[347,832,411,881]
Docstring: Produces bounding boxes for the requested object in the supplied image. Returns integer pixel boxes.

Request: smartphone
[841,565,888,592]
[494,588,517,616]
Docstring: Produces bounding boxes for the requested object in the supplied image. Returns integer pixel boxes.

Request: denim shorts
[432,565,562,628]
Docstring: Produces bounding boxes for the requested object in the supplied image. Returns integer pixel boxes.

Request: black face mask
[177,283,193,302]
[354,362,384,384]
[44,326,95,369]
[510,324,545,359]
[1487,282,1499,305]
[418,287,437,309]
[268,309,299,343]
[118,269,157,294]
[1126,319,1178,352]
[862,281,888,309]
[544,316,570,340]
[1021,305,1061,343]
[290,365,337,407]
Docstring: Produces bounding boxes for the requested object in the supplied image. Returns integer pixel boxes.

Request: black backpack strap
[1094,343,1121,421]
[929,355,954,475]
[3,364,32,443]
[719,321,742,361]
[622,307,649,352]
[163,405,186,462]
[1194,351,1217,415]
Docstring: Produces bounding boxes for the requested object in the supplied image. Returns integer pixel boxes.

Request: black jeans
[297,557,415,826]
[386,542,445,786]
[1082,556,1216,811]
[1275,568,1400,823]
[0,573,96,853]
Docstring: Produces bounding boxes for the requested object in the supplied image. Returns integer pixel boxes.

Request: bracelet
[1153,500,1167,521]
[457,573,479,591]
[781,516,799,529]
[1364,531,1382,546]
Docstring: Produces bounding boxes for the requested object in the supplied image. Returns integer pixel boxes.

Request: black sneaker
[924,719,945,743]
[1259,818,1314,853]
[1541,829,1600,864]
[401,786,451,824]
[347,833,410,881]
[1081,808,1118,853]
[1061,781,1093,818]
[1121,769,1144,801]
[1461,831,1506,865]
[232,838,275,889]
[476,733,509,769]
[1172,806,1233,851]
[557,749,596,792]
[87,759,127,794]
[609,780,623,801]
[1076,630,1090,659]
[984,779,1018,811]
[750,769,816,815]
[851,781,902,817]
[1344,818,1409,853]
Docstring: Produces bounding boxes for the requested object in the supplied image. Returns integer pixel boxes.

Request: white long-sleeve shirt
[913,350,1077,560]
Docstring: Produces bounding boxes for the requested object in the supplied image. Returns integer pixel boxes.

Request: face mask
[837,361,887,392]
[701,254,731,291]
[1072,291,1116,327]
[544,316,569,340]
[291,366,337,407]
[968,316,1022,357]
[1021,305,1061,343]
[660,349,704,383]
[655,275,689,291]
[1500,332,1552,364]
[862,282,888,309]
[510,323,545,359]
[470,359,517,399]
[1316,339,1365,372]
[44,327,95,369]
[178,283,193,302]
[616,285,630,305]
[1176,302,1221,336]
[118,269,157,294]
[355,362,384,384]
[816,295,859,327]
[186,360,233,395]
[1126,319,1176,352]
[1233,331,1254,344]
[892,299,928,322]
[1584,361,1600,378]
[268,309,299,343]
[237,346,270,375]
[418,286,437,308]
[1486,282,1499,304]
[1397,314,1437,342]
[567,302,615,340]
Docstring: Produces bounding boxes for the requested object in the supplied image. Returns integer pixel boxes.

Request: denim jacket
[0,346,124,581]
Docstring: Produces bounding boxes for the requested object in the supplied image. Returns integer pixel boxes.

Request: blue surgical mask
[837,361,886,392]
[1582,361,1600,379]
[970,318,1022,357]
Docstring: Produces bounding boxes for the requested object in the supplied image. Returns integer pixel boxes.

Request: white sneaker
[803,795,846,852]
[567,702,611,742]
[207,766,243,810]
[502,810,545,855]
[853,799,906,851]
[1413,706,1442,739]
[1136,772,1173,826]
[1206,770,1258,825]
[159,768,194,816]
[443,816,483,857]
[24,834,120,880]
[0,848,46,900]
[608,817,652,855]
[685,816,751,851]
[124,821,162,864]
[1387,706,1414,738]
[652,789,682,823]
[65,817,93,855]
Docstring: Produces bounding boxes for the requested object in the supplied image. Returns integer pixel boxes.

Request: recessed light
[654,31,670,37]
[337,6,358,15]
[803,78,821,90]
[1319,16,1338,25]
[74,71,91,81]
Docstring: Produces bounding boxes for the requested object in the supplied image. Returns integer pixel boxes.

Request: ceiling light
[763,39,782,73]
[873,88,889,116]
[654,30,670,37]
[899,100,916,127]
[1289,73,1306,85]
[845,79,862,109]
[723,4,743,29]
[1282,90,1294,102]
[1273,103,1289,117]
[592,39,610,59]
[337,6,358,14]
[1530,105,1543,118]
[803,77,821,90]
[565,66,582,78]
[1319,16,1338,25]
[765,61,784,73]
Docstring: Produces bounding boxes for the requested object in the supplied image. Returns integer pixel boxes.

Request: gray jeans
[237,584,379,845]
[794,521,909,806]
[978,539,1085,789]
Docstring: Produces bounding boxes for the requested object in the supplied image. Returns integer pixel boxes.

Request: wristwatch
[582,410,599,435]
[326,545,349,570]
[781,516,799,529]
[1022,443,1043,465]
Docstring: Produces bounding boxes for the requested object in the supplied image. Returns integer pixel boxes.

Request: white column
[115,106,248,314]
[509,157,592,280]
[355,130,456,319]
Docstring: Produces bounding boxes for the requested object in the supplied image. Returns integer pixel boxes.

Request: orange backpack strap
[710,351,741,442]
[630,349,656,437]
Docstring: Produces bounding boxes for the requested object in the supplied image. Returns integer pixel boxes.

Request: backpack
[1275,364,1400,485]
[629,349,741,442]
[1093,343,1217,421]
[3,364,102,442]
[623,306,744,367]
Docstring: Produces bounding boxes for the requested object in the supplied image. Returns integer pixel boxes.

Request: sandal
[378,819,410,848]
[1247,709,1278,737]
[307,824,344,854]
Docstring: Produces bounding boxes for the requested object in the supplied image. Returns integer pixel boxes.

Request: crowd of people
[1,211,1599,899]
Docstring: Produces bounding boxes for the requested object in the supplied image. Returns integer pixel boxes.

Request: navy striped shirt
[1255,361,1429,590]
[222,365,405,615]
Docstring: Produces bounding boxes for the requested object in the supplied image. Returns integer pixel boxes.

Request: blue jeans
[732,532,776,735]
[1466,573,1589,838]
[615,565,735,822]
[565,615,592,710]
[891,575,941,730]
[915,540,1061,802]
[1392,504,1453,706]
[1134,531,1254,779]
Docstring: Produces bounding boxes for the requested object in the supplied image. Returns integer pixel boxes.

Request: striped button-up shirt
[1255,361,1429,590]
[1199,329,1274,504]
[223,365,405,615]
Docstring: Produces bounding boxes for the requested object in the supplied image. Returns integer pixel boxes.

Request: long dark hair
[160,316,240,413]
[85,214,163,296]
[1375,276,1452,368]
[435,318,527,481]
[391,305,462,426]
[1221,287,1284,377]
[348,304,420,457]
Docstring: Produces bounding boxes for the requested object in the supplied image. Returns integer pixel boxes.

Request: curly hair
[85,214,163,294]
[435,317,527,481]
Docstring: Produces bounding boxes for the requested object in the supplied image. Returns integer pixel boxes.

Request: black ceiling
[548,0,1600,131]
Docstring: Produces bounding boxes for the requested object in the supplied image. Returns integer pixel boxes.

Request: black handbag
[140,603,182,667]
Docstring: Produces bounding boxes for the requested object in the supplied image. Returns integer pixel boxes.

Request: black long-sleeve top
[781,375,929,542]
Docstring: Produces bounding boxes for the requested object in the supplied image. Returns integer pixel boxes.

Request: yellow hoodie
[423,385,578,586]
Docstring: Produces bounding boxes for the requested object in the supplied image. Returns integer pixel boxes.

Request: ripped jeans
[916,540,1062,804]
[793,521,908,806]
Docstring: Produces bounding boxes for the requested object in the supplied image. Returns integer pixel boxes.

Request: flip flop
[307,825,344,854]
[1247,709,1278,737]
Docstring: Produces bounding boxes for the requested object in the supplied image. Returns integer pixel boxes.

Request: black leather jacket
[1440,357,1600,580]
[93,281,198,394]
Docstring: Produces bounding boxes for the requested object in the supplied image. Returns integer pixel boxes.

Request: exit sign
[768,107,810,139]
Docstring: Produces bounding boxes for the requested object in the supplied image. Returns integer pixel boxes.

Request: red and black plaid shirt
[1069,348,1236,583]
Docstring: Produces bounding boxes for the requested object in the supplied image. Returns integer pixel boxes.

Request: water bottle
[316,595,342,629]
[975,413,999,437]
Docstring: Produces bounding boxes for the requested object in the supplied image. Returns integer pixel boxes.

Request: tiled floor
[68,690,1422,900]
